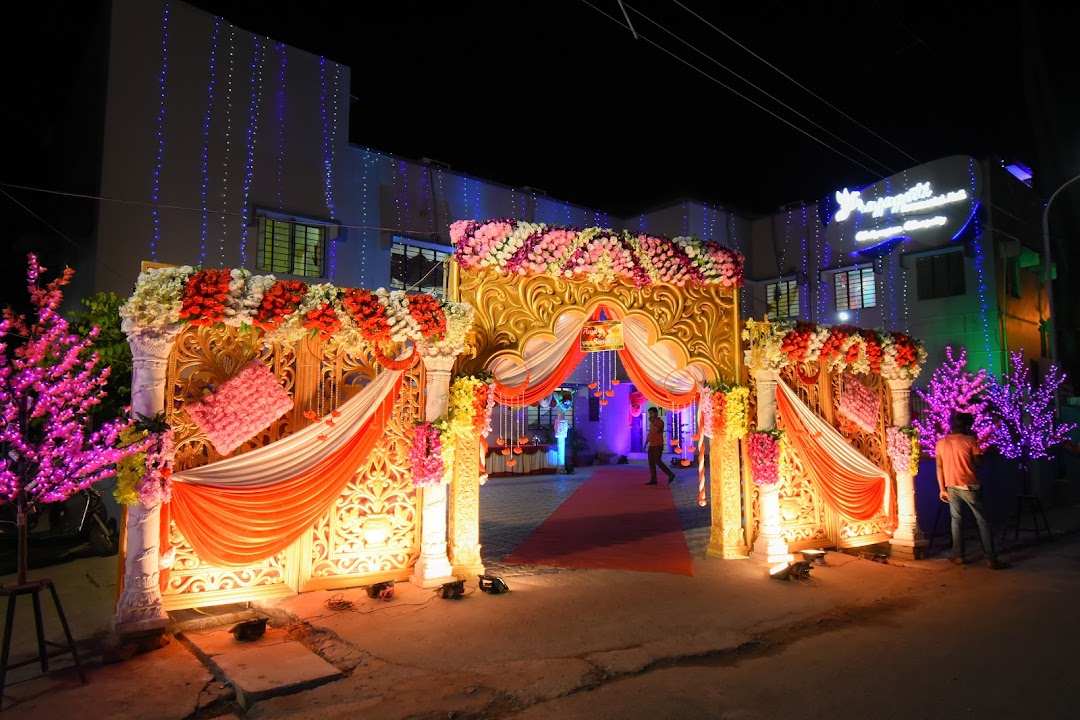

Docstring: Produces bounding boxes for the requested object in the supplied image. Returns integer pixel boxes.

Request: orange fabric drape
[775,381,887,521]
[492,344,585,406]
[491,307,604,407]
[617,345,698,409]
[168,374,404,567]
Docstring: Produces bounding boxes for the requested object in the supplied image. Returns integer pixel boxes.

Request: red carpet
[503,467,695,576]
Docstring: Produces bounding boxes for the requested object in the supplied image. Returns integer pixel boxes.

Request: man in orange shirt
[645,406,675,485]
[936,412,1007,569]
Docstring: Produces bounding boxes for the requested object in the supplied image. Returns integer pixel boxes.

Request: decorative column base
[750,486,793,564]
[888,531,929,560]
[411,483,457,589]
[113,501,170,640]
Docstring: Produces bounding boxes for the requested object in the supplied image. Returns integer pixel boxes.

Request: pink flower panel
[185,359,294,456]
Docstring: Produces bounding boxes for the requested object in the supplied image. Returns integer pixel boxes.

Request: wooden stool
[0,579,86,710]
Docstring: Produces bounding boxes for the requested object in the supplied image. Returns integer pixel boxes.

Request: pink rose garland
[748,430,783,486]
[410,421,445,487]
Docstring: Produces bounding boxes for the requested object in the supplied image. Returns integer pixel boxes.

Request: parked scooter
[0,486,119,557]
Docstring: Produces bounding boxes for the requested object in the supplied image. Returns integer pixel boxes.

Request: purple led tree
[912,346,991,456]
[0,254,146,584]
[984,350,1076,476]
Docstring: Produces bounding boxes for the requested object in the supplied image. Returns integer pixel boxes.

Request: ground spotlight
[440,579,465,599]
[769,562,792,581]
[367,579,396,600]
[478,575,510,594]
[801,549,827,564]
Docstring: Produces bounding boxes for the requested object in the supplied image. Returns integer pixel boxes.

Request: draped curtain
[168,369,404,567]
[776,379,893,523]
[489,304,705,409]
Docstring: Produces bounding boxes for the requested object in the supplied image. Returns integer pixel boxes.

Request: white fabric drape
[488,311,585,386]
[486,311,705,393]
[777,379,892,516]
[622,316,706,393]
[172,369,403,488]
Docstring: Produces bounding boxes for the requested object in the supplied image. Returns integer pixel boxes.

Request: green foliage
[69,291,131,424]
[566,425,590,454]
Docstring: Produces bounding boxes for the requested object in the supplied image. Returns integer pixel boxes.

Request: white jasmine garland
[119,265,195,337]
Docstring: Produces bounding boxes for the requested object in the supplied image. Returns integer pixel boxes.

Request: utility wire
[669,0,920,165]
[626,3,896,176]
[579,0,886,179]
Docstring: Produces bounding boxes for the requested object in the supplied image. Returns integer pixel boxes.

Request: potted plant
[567,426,593,469]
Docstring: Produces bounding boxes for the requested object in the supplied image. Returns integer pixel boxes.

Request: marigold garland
[114,415,174,506]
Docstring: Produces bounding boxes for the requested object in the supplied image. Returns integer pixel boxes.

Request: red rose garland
[178,268,231,326]
[253,279,307,331]
[342,288,391,343]
[407,294,447,338]
[303,302,342,339]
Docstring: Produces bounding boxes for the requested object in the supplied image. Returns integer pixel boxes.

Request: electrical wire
[578,0,887,180]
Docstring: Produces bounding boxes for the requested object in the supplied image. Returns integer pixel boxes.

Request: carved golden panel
[161,327,422,607]
[456,266,741,384]
[757,359,894,551]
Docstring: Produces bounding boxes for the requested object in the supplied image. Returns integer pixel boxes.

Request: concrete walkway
[1,463,1076,718]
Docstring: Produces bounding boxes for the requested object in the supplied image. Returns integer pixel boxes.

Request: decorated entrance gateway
[111,219,929,633]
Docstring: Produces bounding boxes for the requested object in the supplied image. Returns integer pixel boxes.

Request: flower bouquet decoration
[410,419,454,487]
[748,429,785,487]
[184,359,294,456]
[115,413,175,506]
[886,426,921,477]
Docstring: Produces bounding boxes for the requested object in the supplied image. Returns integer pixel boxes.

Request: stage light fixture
[229,617,267,642]
[440,579,465,599]
[367,580,396,600]
[801,549,827,564]
[478,575,510,594]
[769,563,792,581]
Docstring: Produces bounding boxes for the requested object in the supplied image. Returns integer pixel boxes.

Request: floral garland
[747,429,785,486]
[743,318,926,381]
[450,219,744,288]
[114,415,174,506]
[700,384,749,440]
[410,420,453,487]
[886,426,921,476]
[836,375,881,434]
[120,267,475,365]
[448,371,496,441]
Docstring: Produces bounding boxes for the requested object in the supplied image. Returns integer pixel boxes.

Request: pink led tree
[912,346,991,456]
[984,350,1076,476]
[0,254,147,584]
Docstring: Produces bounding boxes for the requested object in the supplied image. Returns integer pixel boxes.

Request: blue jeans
[948,486,997,562]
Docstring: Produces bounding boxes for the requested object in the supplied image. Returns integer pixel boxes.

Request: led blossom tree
[912,346,991,456]
[0,255,145,584]
[984,350,1076,477]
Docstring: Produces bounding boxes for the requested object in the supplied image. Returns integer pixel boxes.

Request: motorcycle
[0,486,119,558]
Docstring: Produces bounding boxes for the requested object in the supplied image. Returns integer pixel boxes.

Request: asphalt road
[508,534,1080,720]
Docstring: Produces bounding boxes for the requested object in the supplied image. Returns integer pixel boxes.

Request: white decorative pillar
[886,377,927,559]
[412,353,457,588]
[554,411,568,472]
[113,331,176,635]
[749,368,792,563]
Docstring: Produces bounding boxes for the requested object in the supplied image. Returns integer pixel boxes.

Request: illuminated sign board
[825,155,981,253]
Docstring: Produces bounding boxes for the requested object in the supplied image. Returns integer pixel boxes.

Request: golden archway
[448,260,749,566]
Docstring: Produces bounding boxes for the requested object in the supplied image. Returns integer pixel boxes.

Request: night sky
[178,0,1079,216]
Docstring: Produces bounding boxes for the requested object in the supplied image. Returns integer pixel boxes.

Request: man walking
[936,412,1007,569]
[645,406,676,485]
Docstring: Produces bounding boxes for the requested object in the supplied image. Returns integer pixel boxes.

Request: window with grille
[766,278,799,318]
[257,216,324,278]
[916,251,966,301]
[390,237,451,298]
[834,267,876,310]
